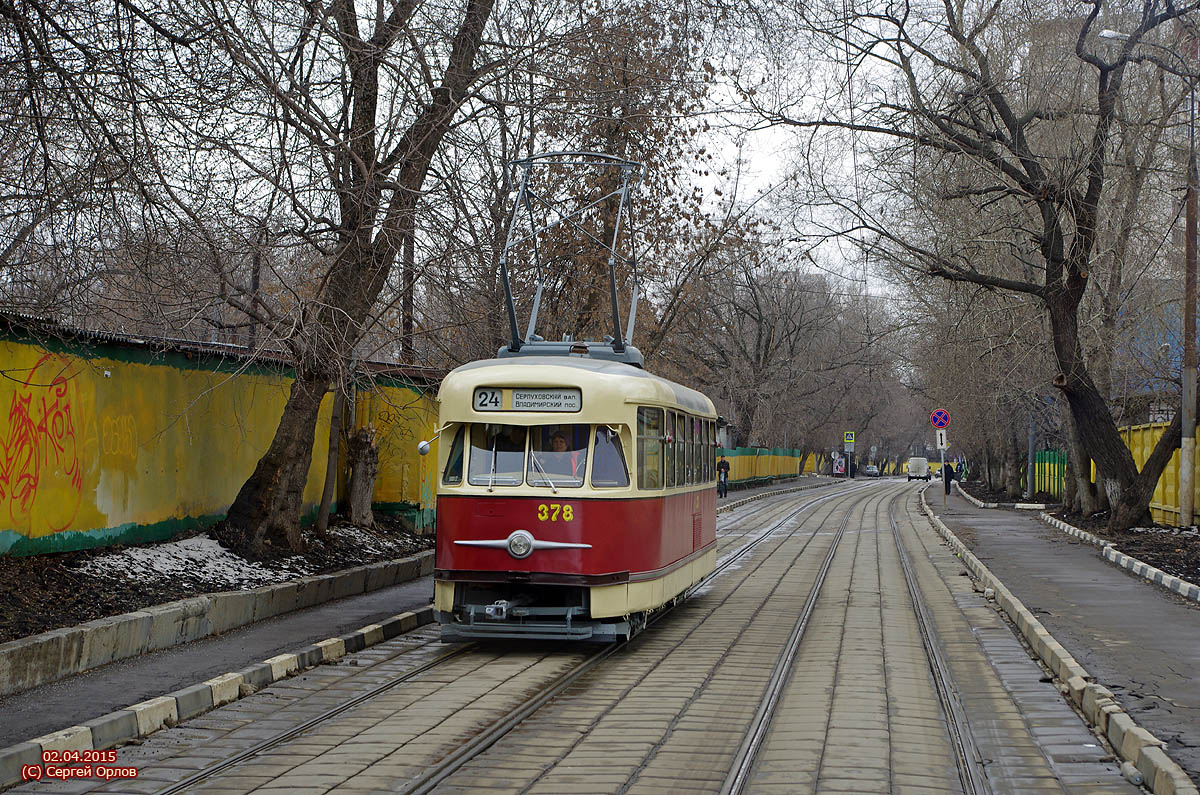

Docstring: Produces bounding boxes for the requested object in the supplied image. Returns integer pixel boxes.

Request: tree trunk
[226,370,329,554]
[1047,293,1180,529]
[315,388,347,536]
[1063,408,1102,515]
[1004,428,1022,499]
[347,426,379,526]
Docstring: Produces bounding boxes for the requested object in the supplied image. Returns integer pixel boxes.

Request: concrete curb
[1039,513,1200,605]
[716,478,831,515]
[952,482,1051,510]
[954,481,998,508]
[0,550,434,700]
[920,489,1198,795]
[0,606,435,790]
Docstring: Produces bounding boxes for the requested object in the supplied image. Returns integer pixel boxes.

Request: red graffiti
[0,354,83,534]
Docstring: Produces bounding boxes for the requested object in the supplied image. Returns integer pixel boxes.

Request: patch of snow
[74,535,313,589]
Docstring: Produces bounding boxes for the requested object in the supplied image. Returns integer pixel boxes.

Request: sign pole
[941,448,946,510]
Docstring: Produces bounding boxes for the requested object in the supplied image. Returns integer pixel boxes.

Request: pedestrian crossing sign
[844,431,855,443]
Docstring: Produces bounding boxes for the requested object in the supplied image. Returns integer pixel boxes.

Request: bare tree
[758,0,1199,529]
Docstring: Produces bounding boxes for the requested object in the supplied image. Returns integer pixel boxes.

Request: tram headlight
[507,530,534,559]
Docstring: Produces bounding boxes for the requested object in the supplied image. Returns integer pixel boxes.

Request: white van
[907,457,930,481]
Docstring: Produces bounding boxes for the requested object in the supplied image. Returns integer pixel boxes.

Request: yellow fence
[0,329,439,556]
[717,447,810,483]
[355,377,440,530]
[1116,423,1195,525]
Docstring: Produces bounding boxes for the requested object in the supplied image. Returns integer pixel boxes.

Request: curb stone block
[141,603,192,651]
[259,582,301,621]
[355,624,386,648]
[315,638,346,662]
[204,673,243,707]
[263,654,298,681]
[1080,682,1113,725]
[236,662,274,690]
[1139,745,1200,795]
[169,683,215,720]
[249,585,280,623]
[0,742,43,789]
[419,552,435,576]
[81,710,138,749]
[1119,725,1165,763]
[205,592,254,635]
[77,617,121,671]
[292,644,324,670]
[1099,706,1123,734]
[32,726,92,752]
[365,561,395,591]
[1107,712,1137,757]
[128,696,178,736]
[290,576,323,611]
[1066,676,1088,706]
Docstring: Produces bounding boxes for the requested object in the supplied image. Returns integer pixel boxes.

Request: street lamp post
[1100,29,1196,525]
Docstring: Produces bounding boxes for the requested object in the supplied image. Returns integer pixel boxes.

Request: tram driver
[530,426,586,484]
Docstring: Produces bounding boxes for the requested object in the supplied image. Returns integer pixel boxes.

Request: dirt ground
[0,516,434,644]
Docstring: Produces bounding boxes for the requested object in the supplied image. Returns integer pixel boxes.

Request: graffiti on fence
[0,354,84,535]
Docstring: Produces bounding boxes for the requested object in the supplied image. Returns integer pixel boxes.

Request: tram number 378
[537,503,575,522]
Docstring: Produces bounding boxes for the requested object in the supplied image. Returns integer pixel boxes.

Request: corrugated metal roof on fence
[0,311,446,384]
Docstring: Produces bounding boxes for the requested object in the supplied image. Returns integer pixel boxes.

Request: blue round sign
[930,409,950,428]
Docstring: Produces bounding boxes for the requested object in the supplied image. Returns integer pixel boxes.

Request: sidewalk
[934,489,1200,782]
[0,577,433,748]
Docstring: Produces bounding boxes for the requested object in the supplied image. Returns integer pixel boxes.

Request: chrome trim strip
[453,538,592,550]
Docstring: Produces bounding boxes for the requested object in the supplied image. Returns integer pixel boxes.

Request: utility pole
[1181,31,1197,526]
[1027,412,1035,501]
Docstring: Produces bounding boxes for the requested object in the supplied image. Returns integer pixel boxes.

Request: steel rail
[887,490,991,795]
[402,482,874,795]
[153,642,473,795]
[718,491,860,794]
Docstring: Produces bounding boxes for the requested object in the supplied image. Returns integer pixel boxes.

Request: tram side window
[706,421,714,481]
[705,422,715,480]
[442,425,465,485]
[637,407,664,489]
[592,426,630,487]
[684,414,695,485]
[664,411,675,488]
[528,424,588,487]
[675,412,686,486]
[467,424,527,486]
[693,417,702,484]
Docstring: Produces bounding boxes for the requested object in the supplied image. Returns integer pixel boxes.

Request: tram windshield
[591,426,630,487]
[467,424,527,486]
[528,424,588,487]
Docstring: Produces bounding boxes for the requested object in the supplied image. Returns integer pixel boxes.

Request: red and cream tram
[430,352,719,641]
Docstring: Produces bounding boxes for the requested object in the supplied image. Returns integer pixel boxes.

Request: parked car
[907,457,931,481]
[864,464,880,477]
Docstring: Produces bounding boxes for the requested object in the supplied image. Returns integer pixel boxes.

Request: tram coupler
[483,597,530,620]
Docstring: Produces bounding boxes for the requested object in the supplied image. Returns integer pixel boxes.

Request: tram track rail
[718,501,855,794]
[719,484,991,795]
[155,641,474,795]
[149,481,876,795]
[887,491,991,795]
